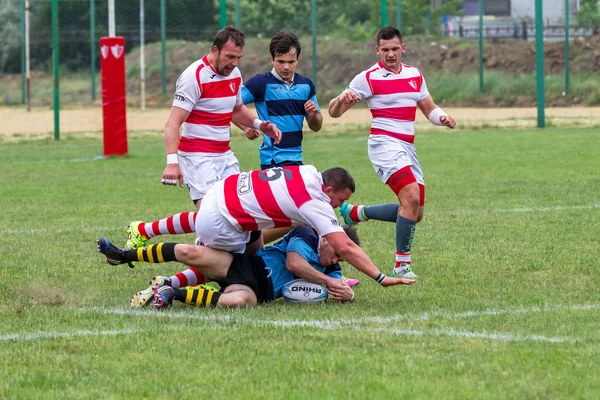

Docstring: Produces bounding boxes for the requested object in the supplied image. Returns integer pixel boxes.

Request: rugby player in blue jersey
[238,30,323,171]
[98,226,374,308]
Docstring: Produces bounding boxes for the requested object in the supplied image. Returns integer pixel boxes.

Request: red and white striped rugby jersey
[215,165,344,237]
[172,55,243,155]
[348,61,429,144]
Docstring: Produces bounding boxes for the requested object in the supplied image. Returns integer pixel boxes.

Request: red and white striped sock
[169,267,207,288]
[394,251,411,269]
[137,212,197,239]
[348,205,368,223]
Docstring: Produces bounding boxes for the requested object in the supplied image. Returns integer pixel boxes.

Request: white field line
[2,204,598,235]
[378,328,577,343]
[0,226,123,235]
[434,204,600,216]
[0,328,141,342]
[74,303,596,343]
[8,155,105,165]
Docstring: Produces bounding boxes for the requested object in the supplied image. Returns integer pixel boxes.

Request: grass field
[1,124,599,399]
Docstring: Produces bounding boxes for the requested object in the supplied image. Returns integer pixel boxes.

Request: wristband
[253,119,263,129]
[375,272,386,284]
[428,107,447,126]
[166,153,178,165]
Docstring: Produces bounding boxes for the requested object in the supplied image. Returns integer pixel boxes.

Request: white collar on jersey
[271,68,294,88]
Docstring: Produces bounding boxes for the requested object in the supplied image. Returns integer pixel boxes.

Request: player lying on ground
[120,165,411,287]
[98,226,392,309]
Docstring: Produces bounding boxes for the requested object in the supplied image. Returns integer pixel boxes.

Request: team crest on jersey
[229,81,237,93]
[408,80,417,90]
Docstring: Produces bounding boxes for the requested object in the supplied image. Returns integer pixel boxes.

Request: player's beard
[216,53,233,76]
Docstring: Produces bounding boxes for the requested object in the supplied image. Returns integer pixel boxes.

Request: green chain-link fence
[1,0,599,112]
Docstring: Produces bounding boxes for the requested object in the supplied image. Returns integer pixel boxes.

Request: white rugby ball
[282,279,328,303]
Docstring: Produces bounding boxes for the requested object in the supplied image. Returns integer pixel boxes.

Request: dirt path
[2,106,600,136]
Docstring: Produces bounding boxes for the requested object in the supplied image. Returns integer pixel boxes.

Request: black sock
[174,288,221,307]
[123,243,177,263]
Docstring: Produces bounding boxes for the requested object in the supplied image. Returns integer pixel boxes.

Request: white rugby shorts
[367,135,425,185]
[178,151,240,201]
[195,187,250,254]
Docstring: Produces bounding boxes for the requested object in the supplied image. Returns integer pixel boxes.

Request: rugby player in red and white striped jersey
[118,165,414,288]
[329,27,456,280]
[160,27,282,209]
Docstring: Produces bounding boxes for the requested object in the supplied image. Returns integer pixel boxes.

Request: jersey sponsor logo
[408,79,417,90]
[210,74,217,79]
[377,168,384,177]
[229,81,237,93]
[174,94,188,103]
[382,73,392,78]
[330,219,341,227]
[238,172,252,194]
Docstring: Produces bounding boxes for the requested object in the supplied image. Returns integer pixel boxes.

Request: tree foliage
[0,0,21,72]
[575,0,600,29]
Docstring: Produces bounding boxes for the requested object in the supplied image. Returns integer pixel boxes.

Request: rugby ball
[282,279,328,303]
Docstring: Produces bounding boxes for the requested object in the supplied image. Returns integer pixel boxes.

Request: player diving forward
[98,225,366,308]
[101,165,414,292]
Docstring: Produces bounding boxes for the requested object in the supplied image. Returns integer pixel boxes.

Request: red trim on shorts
[369,128,415,144]
[284,166,313,209]
[387,166,417,196]
[419,183,425,207]
[223,175,259,231]
[178,137,231,153]
[250,172,292,228]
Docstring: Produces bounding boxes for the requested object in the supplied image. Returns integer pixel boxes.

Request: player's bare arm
[286,251,346,290]
[162,106,190,187]
[324,232,415,287]
[417,95,456,129]
[304,100,323,132]
[328,90,360,118]
[232,119,260,140]
[232,103,282,144]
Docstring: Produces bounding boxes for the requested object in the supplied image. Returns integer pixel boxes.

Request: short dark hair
[343,225,360,247]
[322,167,355,193]
[213,26,245,50]
[269,30,301,58]
[377,26,402,45]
